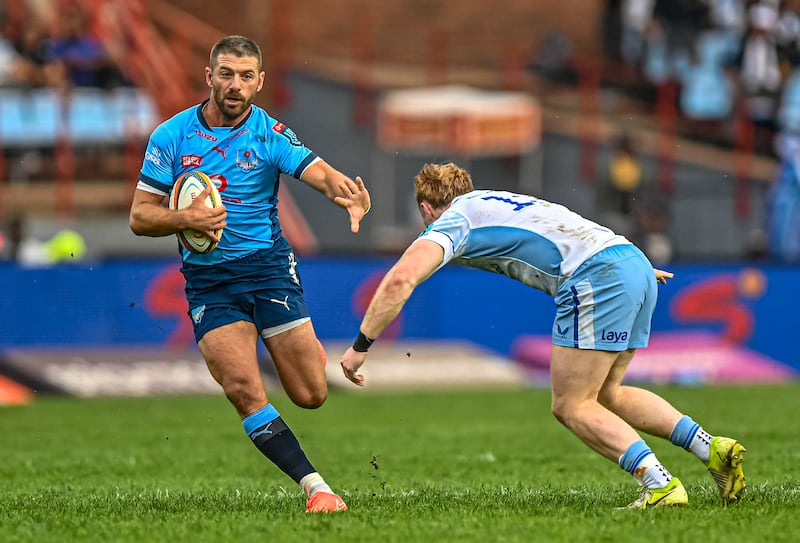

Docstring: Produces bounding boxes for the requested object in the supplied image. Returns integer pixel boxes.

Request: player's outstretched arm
[301,160,371,233]
[654,268,674,285]
[340,240,444,386]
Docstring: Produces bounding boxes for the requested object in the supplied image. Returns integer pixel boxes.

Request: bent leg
[598,349,747,503]
[549,344,643,462]
[551,344,682,502]
[200,320,341,504]
[597,348,683,439]
[263,320,327,409]
[261,320,347,508]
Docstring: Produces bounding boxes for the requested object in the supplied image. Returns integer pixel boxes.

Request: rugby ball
[169,170,223,254]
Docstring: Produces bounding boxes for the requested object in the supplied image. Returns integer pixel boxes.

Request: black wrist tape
[352,331,375,352]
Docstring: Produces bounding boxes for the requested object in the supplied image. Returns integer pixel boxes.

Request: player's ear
[205,67,213,87]
[419,201,435,223]
[256,71,265,92]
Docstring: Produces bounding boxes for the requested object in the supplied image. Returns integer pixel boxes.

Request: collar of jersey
[196,99,253,131]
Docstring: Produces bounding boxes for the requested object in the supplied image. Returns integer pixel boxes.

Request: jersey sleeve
[266,120,318,179]
[138,122,177,195]
[413,210,471,267]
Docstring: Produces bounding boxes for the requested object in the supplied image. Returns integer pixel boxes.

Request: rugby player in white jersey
[340,162,746,509]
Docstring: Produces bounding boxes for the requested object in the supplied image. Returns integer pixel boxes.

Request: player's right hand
[185,186,227,238]
[340,347,367,386]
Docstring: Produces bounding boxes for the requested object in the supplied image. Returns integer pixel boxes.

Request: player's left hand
[340,347,368,386]
[333,176,371,234]
[654,268,674,284]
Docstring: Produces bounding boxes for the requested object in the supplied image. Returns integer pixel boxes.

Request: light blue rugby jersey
[137,100,318,265]
[416,190,631,295]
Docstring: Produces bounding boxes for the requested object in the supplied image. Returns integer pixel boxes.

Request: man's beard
[214,89,251,122]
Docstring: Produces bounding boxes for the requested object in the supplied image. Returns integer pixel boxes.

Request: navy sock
[242,404,315,483]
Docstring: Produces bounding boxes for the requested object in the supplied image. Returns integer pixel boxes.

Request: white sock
[688,428,713,463]
[632,453,673,490]
[299,472,332,497]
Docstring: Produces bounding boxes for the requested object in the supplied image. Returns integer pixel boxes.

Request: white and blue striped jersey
[416,190,630,295]
[137,100,319,265]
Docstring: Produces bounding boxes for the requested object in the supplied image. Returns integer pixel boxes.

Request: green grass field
[2,384,799,542]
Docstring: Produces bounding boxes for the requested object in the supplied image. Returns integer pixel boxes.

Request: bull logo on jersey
[272,122,302,147]
[236,149,258,172]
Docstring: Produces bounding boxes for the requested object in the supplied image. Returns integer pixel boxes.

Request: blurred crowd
[596,0,800,263]
[522,0,800,263]
[0,0,129,90]
[605,0,800,151]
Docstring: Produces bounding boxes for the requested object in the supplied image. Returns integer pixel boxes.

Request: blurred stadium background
[1,0,799,404]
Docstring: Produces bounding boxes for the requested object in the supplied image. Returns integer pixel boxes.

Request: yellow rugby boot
[626,478,688,509]
[706,436,747,504]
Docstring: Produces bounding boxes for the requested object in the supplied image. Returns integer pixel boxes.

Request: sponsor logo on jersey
[210,173,227,192]
[145,147,162,166]
[207,173,239,203]
[600,330,628,342]
[195,129,218,142]
[227,128,249,141]
[181,154,202,168]
[556,323,570,336]
[272,122,302,146]
[236,149,258,172]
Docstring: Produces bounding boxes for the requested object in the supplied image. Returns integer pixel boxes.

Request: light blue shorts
[552,244,657,351]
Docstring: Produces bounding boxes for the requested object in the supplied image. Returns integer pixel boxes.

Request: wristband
[352,331,375,352]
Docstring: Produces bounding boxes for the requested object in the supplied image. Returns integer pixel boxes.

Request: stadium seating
[0,89,61,148]
[0,87,159,148]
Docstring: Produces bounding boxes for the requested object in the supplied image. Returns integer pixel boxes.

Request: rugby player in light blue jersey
[130,35,369,514]
[340,163,746,509]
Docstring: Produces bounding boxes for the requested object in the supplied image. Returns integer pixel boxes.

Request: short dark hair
[209,35,262,71]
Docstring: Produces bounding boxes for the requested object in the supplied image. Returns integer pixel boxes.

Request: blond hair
[413,163,474,208]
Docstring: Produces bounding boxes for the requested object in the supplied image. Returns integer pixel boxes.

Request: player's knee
[551,397,572,427]
[289,387,327,409]
[222,379,263,412]
[551,396,585,428]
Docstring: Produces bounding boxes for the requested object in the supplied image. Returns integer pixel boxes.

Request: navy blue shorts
[181,237,310,342]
